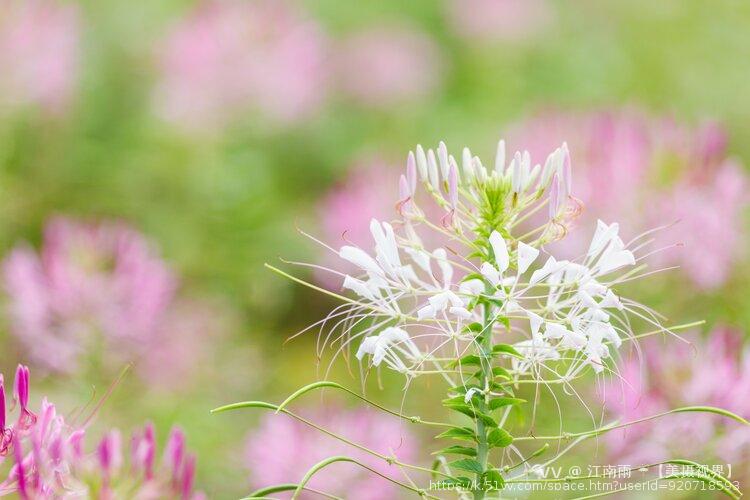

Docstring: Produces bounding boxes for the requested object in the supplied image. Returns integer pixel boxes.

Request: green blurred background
[1,0,749,496]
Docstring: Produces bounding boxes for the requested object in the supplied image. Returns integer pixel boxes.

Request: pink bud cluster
[0,365,203,498]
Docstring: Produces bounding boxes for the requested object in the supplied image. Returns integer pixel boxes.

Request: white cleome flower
[310,138,664,384]
[356,327,421,373]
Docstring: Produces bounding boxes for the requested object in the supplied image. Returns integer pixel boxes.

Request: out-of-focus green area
[1,0,749,496]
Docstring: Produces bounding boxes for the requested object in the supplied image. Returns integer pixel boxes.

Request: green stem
[473,297,495,499]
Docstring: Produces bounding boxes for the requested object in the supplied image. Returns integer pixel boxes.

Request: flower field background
[1,0,749,497]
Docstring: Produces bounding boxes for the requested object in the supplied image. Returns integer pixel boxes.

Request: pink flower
[0,365,204,498]
[244,406,418,499]
[2,217,177,374]
[505,109,748,289]
[135,298,227,391]
[599,327,750,475]
[0,0,80,114]
[334,24,442,108]
[445,0,554,45]
[154,0,328,132]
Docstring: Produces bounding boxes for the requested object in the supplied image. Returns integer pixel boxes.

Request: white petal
[404,248,431,273]
[599,290,624,310]
[544,322,568,339]
[427,149,440,191]
[417,304,436,320]
[527,311,543,337]
[459,278,485,297]
[587,220,619,257]
[480,262,501,287]
[449,306,473,319]
[598,249,635,274]
[339,246,382,276]
[516,242,539,274]
[489,231,509,273]
[433,248,454,286]
[415,145,428,180]
[494,140,506,174]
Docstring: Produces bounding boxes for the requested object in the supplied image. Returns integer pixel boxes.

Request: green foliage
[449,458,485,475]
[487,428,514,448]
[435,427,478,442]
[488,397,526,411]
[432,445,477,457]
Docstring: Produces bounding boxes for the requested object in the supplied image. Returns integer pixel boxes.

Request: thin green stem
[473,295,495,500]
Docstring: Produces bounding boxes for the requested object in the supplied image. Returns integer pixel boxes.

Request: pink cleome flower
[153,0,328,132]
[334,24,443,108]
[244,405,418,499]
[0,0,80,114]
[445,0,554,45]
[0,365,204,498]
[599,327,750,479]
[505,109,748,290]
[2,217,176,374]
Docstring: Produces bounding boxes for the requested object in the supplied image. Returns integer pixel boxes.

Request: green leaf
[435,427,477,442]
[443,401,498,427]
[432,446,477,457]
[488,397,526,411]
[442,402,498,427]
[496,316,511,330]
[461,273,485,283]
[491,366,512,380]
[482,470,505,491]
[464,322,484,333]
[492,343,523,359]
[487,428,513,448]
[450,459,484,475]
[447,354,485,368]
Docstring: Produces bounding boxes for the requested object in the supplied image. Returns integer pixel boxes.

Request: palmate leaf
[447,354,486,369]
[487,428,513,448]
[488,397,526,411]
[442,401,498,427]
[432,445,477,457]
[449,458,485,475]
[435,426,477,442]
[492,343,523,359]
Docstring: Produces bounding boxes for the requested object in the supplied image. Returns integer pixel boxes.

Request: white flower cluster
[329,139,646,382]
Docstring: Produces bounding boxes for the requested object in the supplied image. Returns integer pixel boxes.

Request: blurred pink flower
[317,157,402,287]
[0,0,80,114]
[335,24,442,108]
[154,0,328,132]
[600,327,750,473]
[0,365,204,498]
[445,0,553,44]
[3,217,177,374]
[244,406,418,499]
[506,109,748,289]
[136,297,228,392]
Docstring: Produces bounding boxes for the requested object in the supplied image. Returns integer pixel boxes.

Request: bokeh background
[1,0,749,497]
